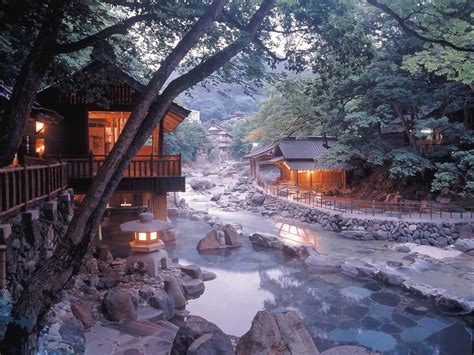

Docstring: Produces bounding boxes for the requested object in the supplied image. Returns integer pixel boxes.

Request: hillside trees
[0,0,280,352]
[252,0,473,197]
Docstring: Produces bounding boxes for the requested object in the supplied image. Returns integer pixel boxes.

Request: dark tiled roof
[276,137,336,160]
[243,143,275,159]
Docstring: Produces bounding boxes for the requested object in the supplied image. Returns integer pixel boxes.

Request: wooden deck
[59,154,185,194]
[0,161,68,220]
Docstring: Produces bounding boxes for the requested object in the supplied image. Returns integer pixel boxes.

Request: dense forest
[0,0,472,351]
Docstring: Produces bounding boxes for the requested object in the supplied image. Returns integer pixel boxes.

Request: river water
[99,196,472,354]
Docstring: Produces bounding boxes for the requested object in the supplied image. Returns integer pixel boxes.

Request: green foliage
[389,148,433,179]
[164,121,210,162]
[230,117,258,158]
[432,150,474,196]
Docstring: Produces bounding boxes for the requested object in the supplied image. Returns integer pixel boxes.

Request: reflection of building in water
[207,123,233,161]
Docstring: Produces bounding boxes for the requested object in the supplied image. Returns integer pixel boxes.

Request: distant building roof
[275,137,337,160]
[243,143,275,159]
[207,123,233,137]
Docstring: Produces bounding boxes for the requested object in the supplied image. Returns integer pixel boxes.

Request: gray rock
[102,290,137,322]
[340,230,373,241]
[250,193,266,207]
[202,271,217,282]
[180,264,203,279]
[454,239,474,252]
[71,301,95,329]
[378,267,406,286]
[249,233,283,249]
[171,316,234,355]
[164,274,187,309]
[236,310,318,355]
[190,179,216,190]
[149,290,175,320]
[305,254,343,272]
[59,320,86,353]
[197,230,223,251]
[182,279,205,298]
[188,333,235,355]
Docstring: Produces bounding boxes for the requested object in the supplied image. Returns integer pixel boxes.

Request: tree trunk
[394,102,418,152]
[0,0,275,352]
[0,0,67,167]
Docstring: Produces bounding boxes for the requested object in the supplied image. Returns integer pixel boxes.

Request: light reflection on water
[99,213,472,354]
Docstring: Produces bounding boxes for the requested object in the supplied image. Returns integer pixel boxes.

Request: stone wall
[256,193,472,248]
[0,188,74,300]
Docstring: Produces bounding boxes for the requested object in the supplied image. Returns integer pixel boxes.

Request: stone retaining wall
[258,193,472,248]
[0,188,74,300]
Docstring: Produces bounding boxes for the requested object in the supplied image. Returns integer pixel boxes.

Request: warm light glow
[35,121,45,133]
[150,232,157,240]
[120,203,132,207]
[35,138,45,156]
[421,128,433,134]
[138,232,147,241]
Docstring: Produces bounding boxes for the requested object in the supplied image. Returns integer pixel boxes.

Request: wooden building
[34,58,190,219]
[207,123,233,160]
[265,137,347,193]
[243,144,275,178]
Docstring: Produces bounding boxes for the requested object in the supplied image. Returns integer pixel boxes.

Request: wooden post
[158,119,164,156]
[150,153,154,176]
[372,200,375,216]
[23,162,29,211]
[88,151,93,177]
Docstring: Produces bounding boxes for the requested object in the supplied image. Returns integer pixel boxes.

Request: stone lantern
[120,212,175,276]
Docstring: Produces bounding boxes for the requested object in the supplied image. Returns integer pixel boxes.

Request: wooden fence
[0,161,68,220]
[57,154,182,179]
[258,179,474,221]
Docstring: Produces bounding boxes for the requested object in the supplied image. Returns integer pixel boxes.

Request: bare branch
[367,0,474,52]
[54,13,158,54]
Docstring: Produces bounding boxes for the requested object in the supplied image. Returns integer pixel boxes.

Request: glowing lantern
[120,212,174,253]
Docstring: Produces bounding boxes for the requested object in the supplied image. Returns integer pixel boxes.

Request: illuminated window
[138,232,147,241]
[150,232,157,240]
[35,121,45,133]
[35,138,45,156]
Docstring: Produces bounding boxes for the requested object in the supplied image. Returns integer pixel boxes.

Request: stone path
[85,306,178,355]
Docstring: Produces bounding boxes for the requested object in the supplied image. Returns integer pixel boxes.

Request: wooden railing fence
[0,161,68,220]
[56,154,182,179]
[258,179,473,221]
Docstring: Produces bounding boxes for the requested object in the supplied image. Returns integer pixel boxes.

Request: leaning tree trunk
[0,0,275,352]
[394,102,418,152]
[0,0,68,167]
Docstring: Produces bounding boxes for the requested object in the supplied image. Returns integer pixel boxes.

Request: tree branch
[163,0,275,97]
[54,13,158,54]
[367,0,474,52]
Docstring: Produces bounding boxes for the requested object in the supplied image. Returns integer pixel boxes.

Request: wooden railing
[0,161,68,220]
[258,179,474,221]
[56,154,182,179]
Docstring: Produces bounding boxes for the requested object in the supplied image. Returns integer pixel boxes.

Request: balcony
[58,154,185,194]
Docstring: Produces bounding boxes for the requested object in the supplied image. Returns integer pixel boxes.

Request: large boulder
[149,290,175,320]
[454,239,474,253]
[236,310,318,355]
[59,320,86,354]
[181,279,205,298]
[304,254,343,272]
[197,228,242,251]
[190,179,216,191]
[164,274,187,309]
[71,300,95,329]
[197,230,223,251]
[249,233,283,249]
[171,316,234,355]
[250,192,266,207]
[102,290,137,322]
